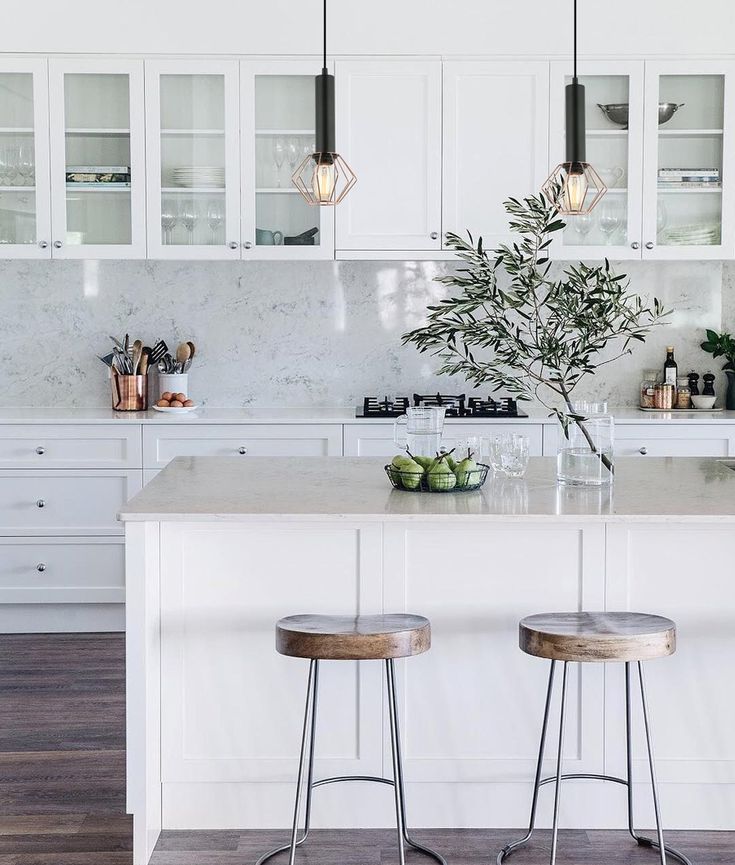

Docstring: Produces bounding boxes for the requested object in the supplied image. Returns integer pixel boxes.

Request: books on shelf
[657,167,720,188]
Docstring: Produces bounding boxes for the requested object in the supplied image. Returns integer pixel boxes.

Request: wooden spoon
[139,346,151,376]
[131,340,143,376]
[175,342,191,373]
[186,341,196,367]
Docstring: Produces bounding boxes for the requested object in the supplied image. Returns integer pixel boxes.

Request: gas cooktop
[357,393,528,419]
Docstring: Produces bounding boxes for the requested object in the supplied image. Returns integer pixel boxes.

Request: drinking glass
[572,213,593,242]
[206,198,224,244]
[657,199,668,237]
[302,138,314,161]
[598,201,621,244]
[287,138,300,176]
[180,201,199,244]
[273,138,286,187]
[485,433,530,478]
[4,145,19,186]
[0,148,9,187]
[17,141,34,186]
[161,199,178,245]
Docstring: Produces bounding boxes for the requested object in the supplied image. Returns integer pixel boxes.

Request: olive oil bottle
[663,346,678,387]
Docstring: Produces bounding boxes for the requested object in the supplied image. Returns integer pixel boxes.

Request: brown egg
[174,392,187,402]
[156,398,171,407]
[183,399,194,407]
[161,391,173,401]
[170,399,184,408]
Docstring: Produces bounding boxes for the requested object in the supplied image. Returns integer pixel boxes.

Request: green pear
[400,460,424,490]
[412,455,434,470]
[455,448,481,488]
[427,455,457,491]
[392,453,415,470]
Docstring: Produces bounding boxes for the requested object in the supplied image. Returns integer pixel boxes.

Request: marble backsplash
[0,257,731,409]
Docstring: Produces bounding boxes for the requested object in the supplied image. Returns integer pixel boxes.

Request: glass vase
[556,401,614,486]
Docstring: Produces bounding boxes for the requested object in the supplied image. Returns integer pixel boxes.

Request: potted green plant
[700,330,735,409]
[402,193,667,485]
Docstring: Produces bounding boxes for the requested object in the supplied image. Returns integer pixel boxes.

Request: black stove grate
[358,393,526,418]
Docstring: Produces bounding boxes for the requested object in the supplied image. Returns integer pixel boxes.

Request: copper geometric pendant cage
[292,152,357,206]
[541,161,607,215]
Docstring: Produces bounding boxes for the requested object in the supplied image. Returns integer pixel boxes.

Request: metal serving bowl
[597,102,684,129]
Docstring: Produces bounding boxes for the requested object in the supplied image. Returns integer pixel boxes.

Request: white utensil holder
[159,373,189,398]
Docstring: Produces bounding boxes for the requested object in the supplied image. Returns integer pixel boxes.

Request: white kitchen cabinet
[549,60,645,260]
[0,423,142,468]
[145,59,241,259]
[442,61,549,252]
[0,59,51,258]
[143,423,343,468]
[241,60,334,259]
[335,60,442,252]
[344,422,543,458]
[48,59,146,258]
[542,422,735,457]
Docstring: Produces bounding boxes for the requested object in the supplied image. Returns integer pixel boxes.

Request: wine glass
[273,138,286,187]
[179,201,199,245]
[572,213,593,243]
[161,199,178,245]
[206,198,224,245]
[657,199,668,239]
[17,141,34,186]
[598,201,621,244]
[287,138,300,178]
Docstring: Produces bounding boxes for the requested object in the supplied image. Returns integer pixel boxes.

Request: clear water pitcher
[393,407,446,457]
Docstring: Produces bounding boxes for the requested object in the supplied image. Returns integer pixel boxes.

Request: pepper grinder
[702,372,716,397]
[688,371,700,396]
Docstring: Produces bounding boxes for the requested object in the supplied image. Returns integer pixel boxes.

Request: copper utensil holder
[111,373,148,411]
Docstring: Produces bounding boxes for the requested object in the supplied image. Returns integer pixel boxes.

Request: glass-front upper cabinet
[240,61,333,259]
[0,60,51,258]
[48,60,145,258]
[145,60,240,259]
[642,61,735,260]
[549,61,644,260]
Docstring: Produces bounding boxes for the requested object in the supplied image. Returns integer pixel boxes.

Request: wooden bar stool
[256,613,446,865]
[498,612,692,865]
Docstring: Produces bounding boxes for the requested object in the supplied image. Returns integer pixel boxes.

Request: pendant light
[541,0,606,215]
[292,0,356,206]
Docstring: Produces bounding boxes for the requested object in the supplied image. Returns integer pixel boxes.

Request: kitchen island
[121,456,735,865]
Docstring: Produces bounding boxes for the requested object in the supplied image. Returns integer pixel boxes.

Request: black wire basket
[384,462,490,493]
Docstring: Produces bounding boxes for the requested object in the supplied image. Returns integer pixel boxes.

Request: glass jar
[653,383,675,409]
[557,401,614,486]
[640,369,659,408]
[675,376,691,409]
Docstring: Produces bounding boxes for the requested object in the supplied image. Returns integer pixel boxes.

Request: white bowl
[691,395,716,409]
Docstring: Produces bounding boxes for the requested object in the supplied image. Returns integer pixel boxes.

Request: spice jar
[640,370,659,408]
[703,372,716,397]
[688,371,700,396]
[676,376,691,409]
[653,382,675,409]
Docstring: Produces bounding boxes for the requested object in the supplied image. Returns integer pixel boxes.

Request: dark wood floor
[0,633,733,864]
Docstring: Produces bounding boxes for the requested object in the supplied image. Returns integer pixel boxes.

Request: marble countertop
[2,406,735,425]
[119,456,735,523]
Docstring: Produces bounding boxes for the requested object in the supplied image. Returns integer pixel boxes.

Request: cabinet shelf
[255,129,315,137]
[65,184,131,193]
[160,186,225,194]
[0,127,34,134]
[0,186,35,192]
[657,185,722,194]
[161,128,225,136]
[66,128,130,136]
[658,128,723,136]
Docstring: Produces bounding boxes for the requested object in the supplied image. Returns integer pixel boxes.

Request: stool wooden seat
[519,611,676,663]
[276,613,431,660]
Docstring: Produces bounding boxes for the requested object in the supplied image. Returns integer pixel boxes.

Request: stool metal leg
[386,658,447,865]
[549,661,570,865]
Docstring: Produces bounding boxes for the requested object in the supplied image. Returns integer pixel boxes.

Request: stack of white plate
[659,223,721,246]
[171,166,225,188]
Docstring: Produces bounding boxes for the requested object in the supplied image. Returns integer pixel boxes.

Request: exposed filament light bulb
[311,156,336,201]
[562,164,589,214]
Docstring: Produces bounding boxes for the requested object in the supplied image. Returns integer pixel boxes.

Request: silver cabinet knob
[645,241,654,250]
[36,499,45,508]
[631,241,640,249]
[243,241,252,250]
[639,446,648,455]
[53,240,63,249]
[430,231,439,240]
[228,241,238,249]
[238,447,247,455]
[35,446,45,455]
[38,240,49,249]
[36,563,46,572]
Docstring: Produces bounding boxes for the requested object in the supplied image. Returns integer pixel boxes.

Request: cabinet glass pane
[655,75,723,248]
[559,75,631,249]
[159,74,226,246]
[64,74,132,245]
[254,75,320,248]
[0,73,37,245]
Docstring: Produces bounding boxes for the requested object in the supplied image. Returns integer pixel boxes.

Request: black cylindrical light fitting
[314,70,336,154]
[564,80,586,164]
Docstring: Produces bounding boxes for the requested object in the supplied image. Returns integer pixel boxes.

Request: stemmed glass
[598,201,621,245]
[206,198,224,245]
[657,200,668,240]
[287,138,300,180]
[17,141,34,187]
[161,199,178,245]
[273,138,286,187]
[572,213,593,244]
[180,201,199,244]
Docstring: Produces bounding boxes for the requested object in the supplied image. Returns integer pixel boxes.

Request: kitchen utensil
[256,228,284,245]
[131,339,143,375]
[658,102,684,125]
[185,341,196,371]
[597,102,684,129]
[175,342,191,372]
[152,403,198,414]
[149,340,168,366]
[394,407,446,457]
[111,372,148,411]
[283,227,319,246]
[98,353,114,368]
[139,347,151,376]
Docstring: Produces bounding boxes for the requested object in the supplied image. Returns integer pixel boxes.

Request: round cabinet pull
[38,240,49,249]
[36,563,46,572]
[238,447,247,455]
[36,499,46,508]
[430,231,439,240]
[228,241,238,249]
[639,446,648,455]
[631,241,640,249]
[53,240,63,249]
[243,241,253,250]
[35,446,45,455]
[645,241,654,250]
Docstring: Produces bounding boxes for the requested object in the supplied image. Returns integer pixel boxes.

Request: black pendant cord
[573,0,577,83]
[322,0,328,75]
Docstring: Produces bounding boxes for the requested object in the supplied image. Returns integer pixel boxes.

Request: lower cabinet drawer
[0,470,142,536]
[0,538,125,604]
[543,422,735,457]
[0,423,142,469]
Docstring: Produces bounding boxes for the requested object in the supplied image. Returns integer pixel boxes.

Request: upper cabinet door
[335,60,442,251]
[145,60,240,260]
[443,61,549,252]
[642,61,735,260]
[240,60,334,260]
[48,60,145,259]
[548,60,645,261]
[0,59,51,259]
